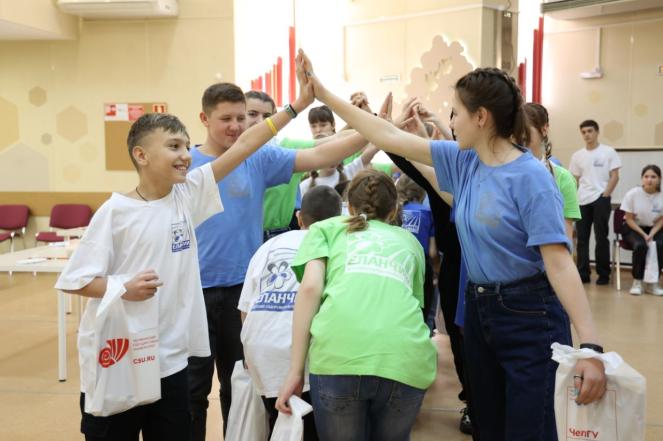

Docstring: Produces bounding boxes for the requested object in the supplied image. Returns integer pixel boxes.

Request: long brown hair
[345,169,398,232]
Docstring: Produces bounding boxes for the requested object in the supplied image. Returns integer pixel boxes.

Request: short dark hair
[308,105,335,126]
[127,113,189,169]
[202,83,245,114]
[245,90,276,114]
[300,185,342,227]
[579,119,599,131]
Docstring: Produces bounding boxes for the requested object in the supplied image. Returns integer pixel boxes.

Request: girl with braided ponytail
[297,49,606,441]
[276,168,437,440]
[524,102,581,242]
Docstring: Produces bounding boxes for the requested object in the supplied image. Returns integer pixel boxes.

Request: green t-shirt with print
[263,138,315,230]
[291,216,437,390]
[553,164,581,220]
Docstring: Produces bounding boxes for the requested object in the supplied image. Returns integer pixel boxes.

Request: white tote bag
[270,395,313,441]
[82,276,161,417]
[552,343,646,441]
[643,241,659,284]
[225,361,270,441]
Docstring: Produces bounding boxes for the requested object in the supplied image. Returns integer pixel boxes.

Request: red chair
[36,204,92,244]
[0,205,30,252]
[612,208,633,291]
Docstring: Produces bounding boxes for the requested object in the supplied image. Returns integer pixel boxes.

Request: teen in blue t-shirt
[301,49,606,441]
[187,79,368,439]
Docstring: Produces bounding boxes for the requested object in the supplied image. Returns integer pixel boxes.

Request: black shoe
[459,407,473,435]
[596,276,610,285]
[580,275,590,284]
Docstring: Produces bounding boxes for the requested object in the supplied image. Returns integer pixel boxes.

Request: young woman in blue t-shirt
[296,50,606,441]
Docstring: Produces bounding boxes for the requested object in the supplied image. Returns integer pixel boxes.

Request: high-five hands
[350,91,372,113]
[293,51,314,113]
[297,50,327,101]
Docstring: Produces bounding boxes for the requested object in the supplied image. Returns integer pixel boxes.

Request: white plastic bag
[552,343,646,441]
[643,241,659,284]
[270,395,313,441]
[225,360,270,441]
[83,276,161,416]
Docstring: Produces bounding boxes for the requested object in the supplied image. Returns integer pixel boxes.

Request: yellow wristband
[265,117,278,136]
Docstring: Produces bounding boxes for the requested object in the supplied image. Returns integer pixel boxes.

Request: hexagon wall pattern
[29,87,47,107]
[603,120,624,143]
[56,106,88,142]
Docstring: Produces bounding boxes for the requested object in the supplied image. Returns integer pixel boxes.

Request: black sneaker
[580,275,590,284]
[459,407,472,435]
[596,276,610,285]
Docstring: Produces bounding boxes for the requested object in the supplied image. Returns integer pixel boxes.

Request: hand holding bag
[82,276,161,416]
[552,343,646,441]
[270,395,313,441]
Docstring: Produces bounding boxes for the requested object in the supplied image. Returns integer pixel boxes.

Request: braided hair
[345,169,399,233]
[455,67,527,151]
[524,102,555,176]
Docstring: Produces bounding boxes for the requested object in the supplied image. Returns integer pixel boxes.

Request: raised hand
[298,49,327,101]
[350,91,372,113]
[378,92,393,123]
[122,270,162,301]
[293,51,314,113]
[394,96,421,127]
[397,108,428,139]
[416,102,437,122]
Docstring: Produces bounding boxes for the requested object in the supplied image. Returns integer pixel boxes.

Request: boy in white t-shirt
[55,103,308,440]
[569,119,621,285]
[238,185,343,440]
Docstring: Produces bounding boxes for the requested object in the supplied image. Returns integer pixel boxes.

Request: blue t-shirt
[402,202,435,256]
[430,140,569,284]
[190,144,296,287]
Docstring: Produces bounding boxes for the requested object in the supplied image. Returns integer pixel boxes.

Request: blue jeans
[464,272,572,441]
[309,374,425,441]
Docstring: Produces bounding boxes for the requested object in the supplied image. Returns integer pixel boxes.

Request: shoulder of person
[623,186,640,199]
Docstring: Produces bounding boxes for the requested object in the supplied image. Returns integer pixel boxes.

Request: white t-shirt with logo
[238,229,309,398]
[299,156,365,196]
[620,186,663,227]
[568,144,622,205]
[55,164,222,390]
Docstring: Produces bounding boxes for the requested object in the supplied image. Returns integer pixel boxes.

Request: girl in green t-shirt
[275,169,437,441]
[523,103,581,242]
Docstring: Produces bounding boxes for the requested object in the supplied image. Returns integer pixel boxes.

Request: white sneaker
[645,282,663,296]
[629,280,643,295]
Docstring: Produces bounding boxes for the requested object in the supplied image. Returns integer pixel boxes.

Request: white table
[0,246,71,382]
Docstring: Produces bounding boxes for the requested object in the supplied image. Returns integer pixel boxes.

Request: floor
[0,271,661,440]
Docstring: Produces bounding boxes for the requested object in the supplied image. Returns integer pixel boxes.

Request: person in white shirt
[54,67,314,441]
[569,119,621,285]
[239,185,343,440]
[619,165,663,296]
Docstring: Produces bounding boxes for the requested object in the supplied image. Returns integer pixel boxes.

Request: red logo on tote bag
[98,339,129,368]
